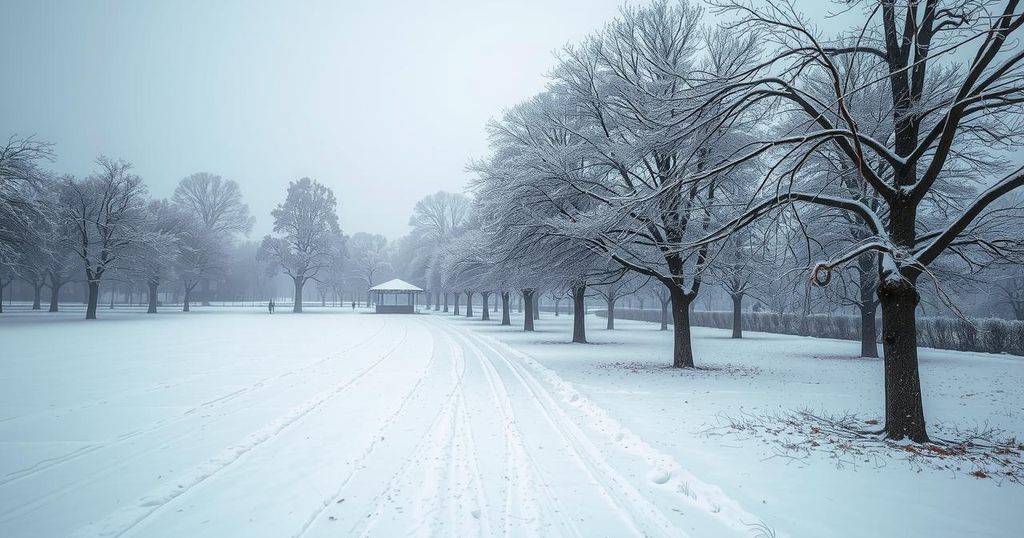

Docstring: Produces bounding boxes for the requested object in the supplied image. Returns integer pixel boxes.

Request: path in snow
[0,310,764,538]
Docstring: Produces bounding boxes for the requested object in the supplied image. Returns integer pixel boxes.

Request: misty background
[0,0,640,239]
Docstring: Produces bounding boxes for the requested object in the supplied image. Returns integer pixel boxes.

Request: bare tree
[348,232,391,306]
[172,173,253,305]
[175,222,224,312]
[259,177,342,313]
[60,158,150,319]
[521,5,762,367]
[685,0,1024,441]
[995,270,1024,320]
[409,191,471,308]
[132,200,185,314]
[0,135,54,263]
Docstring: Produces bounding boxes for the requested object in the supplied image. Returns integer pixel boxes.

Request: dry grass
[701,408,1024,485]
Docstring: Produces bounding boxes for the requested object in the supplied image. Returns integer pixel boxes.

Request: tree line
[400,0,1024,444]
[0,142,417,317]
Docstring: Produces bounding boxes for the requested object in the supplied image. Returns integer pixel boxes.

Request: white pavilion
[368,279,424,314]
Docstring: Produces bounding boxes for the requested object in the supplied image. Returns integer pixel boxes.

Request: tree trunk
[660,299,669,331]
[501,291,511,326]
[522,289,534,331]
[533,293,540,320]
[86,280,100,319]
[453,292,460,315]
[293,277,304,313]
[443,292,449,312]
[731,293,743,339]
[861,301,879,358]
[109,287,115,309]
[465,291,473,317]
[878,280,928,442]
[48,282,62,312]
[148,282,159,313]
[481,292,490,320]
[31,283,42,310]
[572,285,586,343]
[183,287,192,312]
[669,285,695,368]
[606,297,615,330]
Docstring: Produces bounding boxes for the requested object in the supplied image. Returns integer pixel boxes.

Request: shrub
[980,318,1011,354]
[1009,321,1024,356]
[597,308,1023,357]
[955,319,980,352]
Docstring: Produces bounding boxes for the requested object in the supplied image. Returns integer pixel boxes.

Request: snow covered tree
[478,3,760,364]
[348,232,391,306]
[132,199,186,313]
[172,173,253,305]
[60,157,151,319]
[409,191,472,309]
[0,135,53,264]
[33,180,81,313]
[175,222,225,312]
[315,235,348,307]
[591,269,647,330]
[259,177,342,313]
[472,138,609,339]
[689,0,1024,441]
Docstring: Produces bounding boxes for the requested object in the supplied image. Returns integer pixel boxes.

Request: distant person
[268,299,274,314]
[351,301,355,310]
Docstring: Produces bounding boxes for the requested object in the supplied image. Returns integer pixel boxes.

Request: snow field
[2,307,1022,537]
[1,309,760,537]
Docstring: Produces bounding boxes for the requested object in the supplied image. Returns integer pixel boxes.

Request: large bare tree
[0,135,53,264]
[348,232,391,306]
[60,157,151,319]
[172,173,253,305]
[683,0,1024,441]
[259,177,341,313]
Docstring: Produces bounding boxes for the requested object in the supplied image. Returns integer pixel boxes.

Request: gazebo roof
[369,278,424,292]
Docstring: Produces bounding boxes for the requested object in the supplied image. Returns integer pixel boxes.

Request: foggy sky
[1,0,626,239]
[6,1,1013,241]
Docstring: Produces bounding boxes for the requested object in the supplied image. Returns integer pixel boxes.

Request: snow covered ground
[0,307,1021,537]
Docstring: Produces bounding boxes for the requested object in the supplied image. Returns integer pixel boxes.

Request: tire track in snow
[66,325,411,538]
[0,322,390,491]
[453,320,779,537]
[404,328,493,538]
[290,317,446,538]
[436,321,578,538]
[468,329,677,536]
[344,328,474,538]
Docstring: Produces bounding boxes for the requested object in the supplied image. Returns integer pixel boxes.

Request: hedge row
[598,308,1024,357]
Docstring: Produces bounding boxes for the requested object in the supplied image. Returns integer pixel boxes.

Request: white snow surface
[0,307,1021,537]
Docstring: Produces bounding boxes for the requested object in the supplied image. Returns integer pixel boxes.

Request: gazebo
[369,279,424,314]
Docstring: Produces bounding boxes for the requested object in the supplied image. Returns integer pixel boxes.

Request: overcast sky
[6,1,1014,241]
[1,0,627,239]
